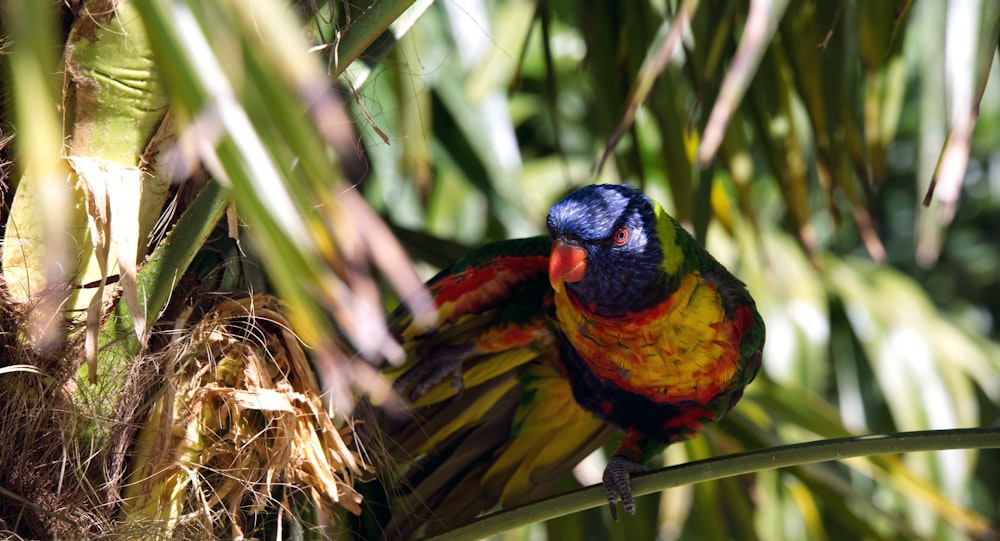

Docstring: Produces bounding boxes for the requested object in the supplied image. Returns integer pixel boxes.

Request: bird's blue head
[546,184,669,316]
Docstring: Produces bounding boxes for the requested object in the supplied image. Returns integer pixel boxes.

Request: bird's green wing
[371,236,611,540]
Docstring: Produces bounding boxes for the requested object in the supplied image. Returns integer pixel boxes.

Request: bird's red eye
[613,227,629,245]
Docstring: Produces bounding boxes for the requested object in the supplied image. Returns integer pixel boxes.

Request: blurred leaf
[699,0,789,166]
[135,0,427,372]
[1,0,77,352]
[924,1,1000,226]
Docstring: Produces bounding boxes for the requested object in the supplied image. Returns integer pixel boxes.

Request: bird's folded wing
[375,236,611,538]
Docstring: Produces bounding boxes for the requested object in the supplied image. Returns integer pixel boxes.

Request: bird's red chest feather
[554,271,745,405]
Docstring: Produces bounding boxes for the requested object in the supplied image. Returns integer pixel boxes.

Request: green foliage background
[345,1,1000,539]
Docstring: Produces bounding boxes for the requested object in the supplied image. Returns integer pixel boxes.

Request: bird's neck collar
[554,277,678,324]
[651,201,685,276]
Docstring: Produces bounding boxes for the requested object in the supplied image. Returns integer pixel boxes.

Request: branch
[427,427,1000,541]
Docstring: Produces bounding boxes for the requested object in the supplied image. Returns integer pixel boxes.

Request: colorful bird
[368,184,764,539]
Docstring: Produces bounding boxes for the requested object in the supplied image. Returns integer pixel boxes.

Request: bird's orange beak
[549,240,587,289]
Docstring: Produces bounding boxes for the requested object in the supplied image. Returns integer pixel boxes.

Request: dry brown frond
[0,283,110,539]
[120,294,368,539]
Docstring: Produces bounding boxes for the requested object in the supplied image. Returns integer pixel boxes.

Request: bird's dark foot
[392,344,473,401]
[602,454,647,520]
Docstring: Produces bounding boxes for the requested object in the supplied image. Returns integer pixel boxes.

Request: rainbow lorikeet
[372,184,764,538]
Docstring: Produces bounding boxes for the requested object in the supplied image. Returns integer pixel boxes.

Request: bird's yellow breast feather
[554,272,741,404]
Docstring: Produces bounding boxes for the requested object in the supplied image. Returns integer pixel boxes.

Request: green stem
[333,0,417,77]
[78,180,229,432]
[134,180,230,329]
[429,427,1000,541]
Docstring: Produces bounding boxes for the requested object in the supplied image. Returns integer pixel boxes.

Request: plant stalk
[429,427,1000,541]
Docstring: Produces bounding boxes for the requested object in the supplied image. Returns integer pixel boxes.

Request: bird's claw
[392,344,473,402]
[602,454,647,521]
